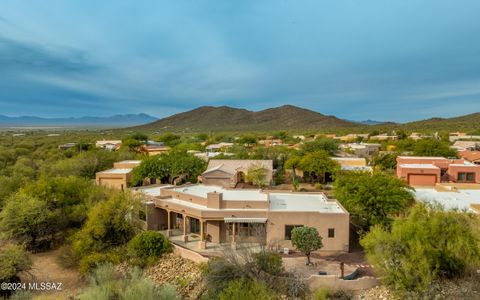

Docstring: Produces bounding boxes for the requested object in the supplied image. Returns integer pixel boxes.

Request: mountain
[0,113,158,128]
[398,112,480,132]
[344,119,393,126]
[133,105,358,132]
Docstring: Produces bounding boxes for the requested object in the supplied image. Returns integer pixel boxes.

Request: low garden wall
[172,244,209,263]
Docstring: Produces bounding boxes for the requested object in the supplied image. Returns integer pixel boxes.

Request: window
[328,228,335,238]
[467,172,475,182]
[284,225,303,240]
[458,172,476,183]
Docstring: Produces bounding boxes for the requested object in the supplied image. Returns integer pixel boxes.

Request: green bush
[128,231,172,266]
[219,278,276,300]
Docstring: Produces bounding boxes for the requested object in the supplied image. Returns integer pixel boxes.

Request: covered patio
[155,207,267,251]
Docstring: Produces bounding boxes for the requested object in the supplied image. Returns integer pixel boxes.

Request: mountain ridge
[133,105,360,132]
[0,113,158,128]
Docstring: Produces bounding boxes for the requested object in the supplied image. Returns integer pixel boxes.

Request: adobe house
[95,140,122,151]
[200,160,274,188]
[95,160,142,190]
[332,157,373,172]
[135,184,350,253]
[459,150,480,165]
[396,156,480,187]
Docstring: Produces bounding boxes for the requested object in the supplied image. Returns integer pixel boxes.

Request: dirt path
[20,248,84,299]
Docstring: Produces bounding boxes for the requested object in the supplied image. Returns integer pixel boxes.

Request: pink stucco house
[396,156,480,187]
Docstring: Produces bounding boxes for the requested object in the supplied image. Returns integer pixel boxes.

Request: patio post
[166,210,172,237]
[231,222,237,249]
[199,219,206,250]
[182,214,188,242]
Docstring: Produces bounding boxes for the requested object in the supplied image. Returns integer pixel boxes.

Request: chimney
[207,192,223,209]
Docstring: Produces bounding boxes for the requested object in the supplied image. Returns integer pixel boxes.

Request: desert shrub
[202,249,306,299]
[0,244,32,283]
[72,192,135,259]
[219,278,276,300]
[78,263,178,300]
[312,287,329,300]
[128,231,172,266]
[361,203,480,296]
[252,251,283,276]
[56,245,79,268]
[78,251,122,275]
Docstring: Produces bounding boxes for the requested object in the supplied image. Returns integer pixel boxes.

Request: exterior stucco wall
[96,174,129,190]
[266,211,350,252]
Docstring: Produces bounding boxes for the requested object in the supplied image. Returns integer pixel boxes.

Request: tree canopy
[130,151,206,185]
[413,139,457,157]
[298,150,339,183]
[334,171,414,230]
[291,226,323,265]
[361,203,480,296]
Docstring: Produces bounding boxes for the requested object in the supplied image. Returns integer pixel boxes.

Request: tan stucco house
[200,159,274,188]
[95,160,141,190]
[135,184,350,253]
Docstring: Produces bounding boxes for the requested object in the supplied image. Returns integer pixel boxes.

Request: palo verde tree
[291,226,323,265]
[333,171,414,231]
[413,138,457,158]
[299,150,339,183]
[361,203,480,296]
[246,164,268,188]
[131,151,206,185]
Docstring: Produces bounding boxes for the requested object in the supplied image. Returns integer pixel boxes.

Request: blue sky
[1,1,480,122]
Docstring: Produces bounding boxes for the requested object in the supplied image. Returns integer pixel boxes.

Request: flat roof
[332,157,366,161]
[414,188,480,212]
[340,166,373,171]
[133,185,174,197]
[399,164,440,169]
[269,193,344,213]
[171,184,268,201]
[398,156,446,160]
[117,160,141,164]
[98,168,132,174]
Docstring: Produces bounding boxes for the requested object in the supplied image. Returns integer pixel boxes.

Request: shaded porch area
[153,207,267,253]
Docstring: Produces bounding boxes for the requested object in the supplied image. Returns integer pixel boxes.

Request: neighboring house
[141,145,171,156]
[333,133,369,142]
[95,160,142,190]
[200,159,274,188]
[258,139,284,147]
[414,188,480,213]
[459,151,480,165]
[58,142,77,150]
[453,141,480,151]
[449,132,480,142]
[339,143,381,157]
[369,134,398,141]
[332,157,373,172]
[396,156,480,187]
[96,140,122,151]
[409,132,432,141]
[136,184,350,252]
